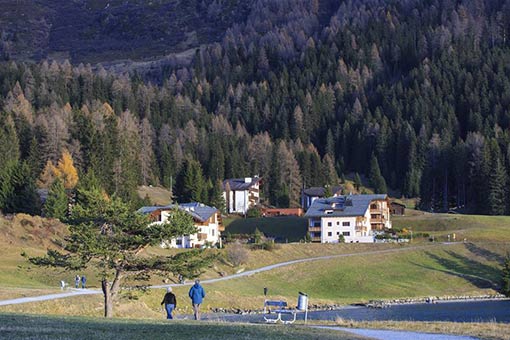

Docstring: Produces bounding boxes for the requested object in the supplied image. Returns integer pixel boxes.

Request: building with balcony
[222,176,261,214]
[304,194,391,243]
[139,202,224,248]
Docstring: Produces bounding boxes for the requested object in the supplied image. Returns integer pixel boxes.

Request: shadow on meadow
[464,242,506,264]
[411,247,501,290]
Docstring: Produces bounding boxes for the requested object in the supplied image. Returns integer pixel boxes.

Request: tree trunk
[101,269,123,318]
[102,279,113,318]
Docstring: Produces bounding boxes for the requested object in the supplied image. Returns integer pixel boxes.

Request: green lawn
[393,211,510,242]
[0,313,367,340]
[225,216,308,242]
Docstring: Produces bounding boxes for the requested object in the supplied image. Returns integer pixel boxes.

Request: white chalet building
[222,176,261,214]
[304,194,391,243]
[139,202,223,248]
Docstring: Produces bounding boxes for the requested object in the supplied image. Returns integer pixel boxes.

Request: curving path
[312,326,478,340]
[0,243,448,306]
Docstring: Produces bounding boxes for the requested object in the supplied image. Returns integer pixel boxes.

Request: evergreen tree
[369,154,387,194]
[487,158,507,215]
[209,180,226,213]
[354,173,362,191]
[44,178,68,220]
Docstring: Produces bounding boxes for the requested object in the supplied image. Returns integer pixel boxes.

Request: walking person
[188,279,205,320]
[81,275,86,289]
[161,287,177,319]
[74,275,80,289]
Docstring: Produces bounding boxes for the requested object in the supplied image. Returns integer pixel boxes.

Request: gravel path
[0,243,445,306]
[312,326,478,340]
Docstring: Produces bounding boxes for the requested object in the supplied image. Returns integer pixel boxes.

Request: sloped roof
[223,177,261,191]
[303,186,342,197]
[390,201,406,208]
[138,202,217,222]
[304,194,388,218]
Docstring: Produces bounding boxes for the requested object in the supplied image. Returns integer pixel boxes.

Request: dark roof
[304,194,388,218]
[390,201,406,208]
[138,202,217,222]
[303,186,342,197]
[223,176,261,191]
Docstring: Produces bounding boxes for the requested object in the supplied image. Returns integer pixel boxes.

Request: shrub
[226,241,249,267]
[246,207,262,218]
[501,253,510,297]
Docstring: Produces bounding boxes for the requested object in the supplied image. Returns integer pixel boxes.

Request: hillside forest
[2,0,510,215]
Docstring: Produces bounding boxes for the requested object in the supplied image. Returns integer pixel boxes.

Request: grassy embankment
[0,209,509,321]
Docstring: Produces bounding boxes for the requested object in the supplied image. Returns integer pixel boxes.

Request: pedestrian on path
[81,275,86,289]
[188,279,205,320]
[75,275,80,289]
[161,287,177,319]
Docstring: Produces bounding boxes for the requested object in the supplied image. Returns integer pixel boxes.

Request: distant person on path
[188,279,205,320]
[75,275,80,289]
[161,287,177,319]
[81,275,86,289]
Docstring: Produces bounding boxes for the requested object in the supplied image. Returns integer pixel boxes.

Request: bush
[246,207,262,218]
[250,240,278,251]
[501,253,510,297]
[226,241,249,267]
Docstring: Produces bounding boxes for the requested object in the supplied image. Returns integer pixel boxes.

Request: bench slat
[265,300,287,307]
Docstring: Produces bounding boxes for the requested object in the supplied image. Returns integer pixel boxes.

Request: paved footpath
[312,326,478,340]
[0,243,448,306]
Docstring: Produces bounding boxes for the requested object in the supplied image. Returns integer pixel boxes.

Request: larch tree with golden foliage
[55,149,79,189]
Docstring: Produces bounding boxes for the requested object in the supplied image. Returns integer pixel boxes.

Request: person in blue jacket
[188,279,205,320]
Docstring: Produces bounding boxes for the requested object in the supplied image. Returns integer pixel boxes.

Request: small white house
[222,176,261,214]
[304,194,391,243]
[139,202,223,248]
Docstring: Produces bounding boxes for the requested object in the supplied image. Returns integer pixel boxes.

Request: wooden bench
[263,300,297,324]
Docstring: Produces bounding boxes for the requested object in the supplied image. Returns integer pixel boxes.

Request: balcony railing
[197,233,208,241]
[311,237,321,242]
[308,226,321,232]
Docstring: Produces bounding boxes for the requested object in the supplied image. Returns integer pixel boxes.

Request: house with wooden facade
[304,194,391,243]
[222,176,261,214]
[390,201,406,215]
[139,202,224,248]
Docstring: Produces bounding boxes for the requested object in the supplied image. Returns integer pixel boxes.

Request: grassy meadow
[0,313,366,340]
[0,209,509,322]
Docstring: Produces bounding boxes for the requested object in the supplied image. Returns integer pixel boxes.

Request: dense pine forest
[1,0,510,215]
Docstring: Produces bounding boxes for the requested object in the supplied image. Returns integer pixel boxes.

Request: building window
[336,232,340,235]
[328,232,332,237]
[212,229,215,236]
[176,239,182,245]
[327,222,332,227]
[342,221,350,227]
[342,232,350,236]
[336,221,340,226]
[370,204,378,209]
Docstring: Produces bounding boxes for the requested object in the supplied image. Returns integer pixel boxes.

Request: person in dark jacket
[81,275,86,289]
[161,287,177,319]
[188,279,205,320]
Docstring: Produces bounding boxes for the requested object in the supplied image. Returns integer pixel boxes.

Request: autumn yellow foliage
[37,150,79,189]
[55,150,79,189]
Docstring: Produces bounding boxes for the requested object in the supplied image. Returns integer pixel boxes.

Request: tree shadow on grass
[464,242,506,264]
[411,249,500,290]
